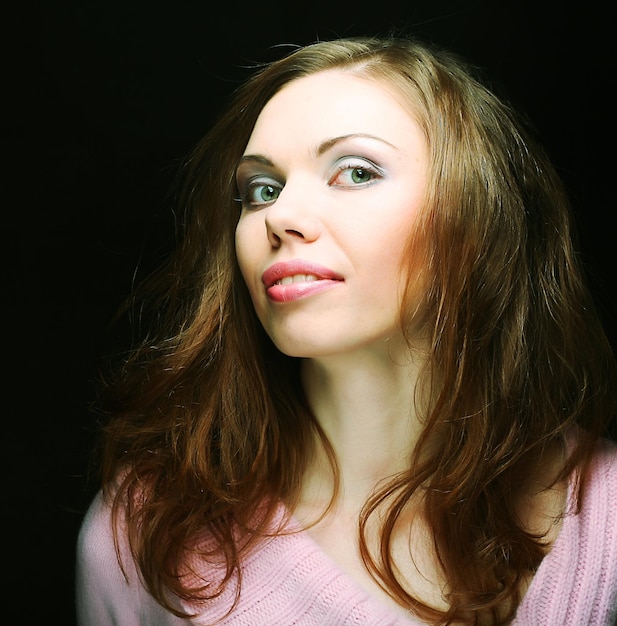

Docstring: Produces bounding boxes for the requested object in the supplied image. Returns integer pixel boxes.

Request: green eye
[330,158,383,188]
[241,179,283,207]
[257,184,280,203]
[350,167,372,184]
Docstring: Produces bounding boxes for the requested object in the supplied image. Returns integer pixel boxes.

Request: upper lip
[262,260,343,288]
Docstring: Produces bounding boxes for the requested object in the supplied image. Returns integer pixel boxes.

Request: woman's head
[233,68,430,360]
[180,38,578,372]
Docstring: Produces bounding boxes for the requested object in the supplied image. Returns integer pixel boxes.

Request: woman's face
[235,70,428,359]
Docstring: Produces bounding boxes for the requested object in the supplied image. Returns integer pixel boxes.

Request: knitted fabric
[76,438,617,625]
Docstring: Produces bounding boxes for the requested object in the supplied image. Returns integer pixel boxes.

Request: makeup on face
[234,70,428,358]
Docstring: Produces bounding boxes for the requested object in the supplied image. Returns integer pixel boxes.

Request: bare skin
[295,363,567,616]
[294,341,567,615]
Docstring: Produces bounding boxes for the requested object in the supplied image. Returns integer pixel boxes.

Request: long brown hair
[96,37,617,624]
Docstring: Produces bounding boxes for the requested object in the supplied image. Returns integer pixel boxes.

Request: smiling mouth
[262,261,344,288]
[274,274,319,285]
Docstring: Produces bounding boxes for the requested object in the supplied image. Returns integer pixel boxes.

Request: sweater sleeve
[513,437,617,625]
[75,490,184,626]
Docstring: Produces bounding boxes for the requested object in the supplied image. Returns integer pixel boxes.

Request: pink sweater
[76,438,617,625]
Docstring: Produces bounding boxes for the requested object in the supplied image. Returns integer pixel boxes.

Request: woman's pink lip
[266,280,341,303]
[261,260,344,303]
[261,260,343,288]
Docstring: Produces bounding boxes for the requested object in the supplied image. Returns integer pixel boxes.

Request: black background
[5,1,615,623]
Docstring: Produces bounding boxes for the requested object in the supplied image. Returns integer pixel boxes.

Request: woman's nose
[264,185,321,248]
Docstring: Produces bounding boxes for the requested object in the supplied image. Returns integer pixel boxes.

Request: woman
[76,37,617,625]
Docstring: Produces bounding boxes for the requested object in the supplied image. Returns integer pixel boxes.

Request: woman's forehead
[245,70,426,156]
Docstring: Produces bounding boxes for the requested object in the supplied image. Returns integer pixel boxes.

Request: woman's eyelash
[330,158,383,185]
[237,177,283,206]
[235,157,383,205]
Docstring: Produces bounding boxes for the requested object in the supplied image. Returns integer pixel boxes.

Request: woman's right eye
[241,179,283,207]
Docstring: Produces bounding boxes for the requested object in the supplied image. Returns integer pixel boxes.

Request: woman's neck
[300,340,428,510]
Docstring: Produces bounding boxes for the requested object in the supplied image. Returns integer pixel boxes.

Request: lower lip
[266,279,342,303]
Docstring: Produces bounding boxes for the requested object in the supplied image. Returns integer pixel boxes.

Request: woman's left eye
[329,159,383,188]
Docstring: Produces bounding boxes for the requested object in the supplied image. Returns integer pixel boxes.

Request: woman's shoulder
[581,435,617,526]
[76,489,126,589]
[581,435,617,517]
[591,433,617,472]
[76,489,186,626]
[76,489,133,624]
[560,435,617,576]
[513,436,617,625]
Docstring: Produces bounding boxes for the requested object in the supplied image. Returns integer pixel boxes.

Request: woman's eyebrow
[236,154,274,168]
[237,133,397,170]
[315,133,397,156]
